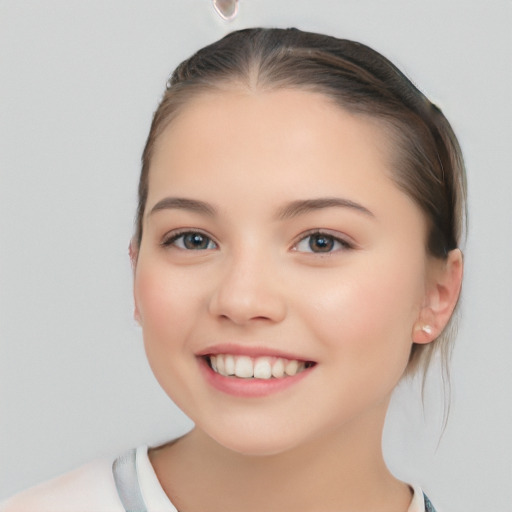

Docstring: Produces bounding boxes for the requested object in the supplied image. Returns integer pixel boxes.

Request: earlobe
[413,249,463,344]
[129,239,138,272]
[128,239,142,325]
[134,306,142,325]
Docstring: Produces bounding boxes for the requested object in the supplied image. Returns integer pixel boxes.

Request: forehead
[147,88,423,228]
[150,87,394,184]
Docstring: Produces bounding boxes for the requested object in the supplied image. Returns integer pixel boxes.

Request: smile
[207,354,315,379]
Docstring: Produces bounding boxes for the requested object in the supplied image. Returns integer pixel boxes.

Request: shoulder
[0,455,123,512]
[408,484,437,512]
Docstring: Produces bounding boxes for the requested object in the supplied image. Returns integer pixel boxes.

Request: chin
[203,423,311,458]
[219,438,297,457]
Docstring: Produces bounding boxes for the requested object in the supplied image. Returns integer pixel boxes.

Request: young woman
[2,27,465,512]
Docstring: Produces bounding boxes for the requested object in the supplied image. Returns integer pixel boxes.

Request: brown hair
[135,27,466,380]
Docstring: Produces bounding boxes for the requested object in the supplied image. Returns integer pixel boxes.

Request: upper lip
[196,343,314,362]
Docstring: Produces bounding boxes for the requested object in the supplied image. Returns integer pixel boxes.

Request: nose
[208,250,287,325]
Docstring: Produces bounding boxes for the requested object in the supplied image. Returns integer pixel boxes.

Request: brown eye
[309,234,334,252]
[165,231,217,250]
[294,232,351,253]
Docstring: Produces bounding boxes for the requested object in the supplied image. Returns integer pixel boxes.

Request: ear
[129,239,138,272]
[128,239,142,325]
[413,249,463,344]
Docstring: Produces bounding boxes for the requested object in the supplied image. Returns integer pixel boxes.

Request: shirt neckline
[134,445,426,512]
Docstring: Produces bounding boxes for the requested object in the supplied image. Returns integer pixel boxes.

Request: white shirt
[1,446,429,512]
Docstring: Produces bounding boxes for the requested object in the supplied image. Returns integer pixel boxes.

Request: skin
[131,88,462,512]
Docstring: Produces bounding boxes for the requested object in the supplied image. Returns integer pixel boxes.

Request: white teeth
[225,355,236,376]
[284,359,299,376]
[271,358,285,378]
[209,354,312,379]
[235,356,253,378]
[216,355,226,376]
[253,357,272,379]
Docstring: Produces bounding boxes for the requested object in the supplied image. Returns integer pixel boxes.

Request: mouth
[205,354,316,380]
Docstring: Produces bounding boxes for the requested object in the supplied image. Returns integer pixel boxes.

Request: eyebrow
[148,196,374,220]
[277,197,374,220]
[149,197,216,217]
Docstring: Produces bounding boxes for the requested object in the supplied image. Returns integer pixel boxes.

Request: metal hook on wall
[212,0,239,21]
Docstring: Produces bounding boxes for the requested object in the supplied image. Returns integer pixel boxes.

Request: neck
[150,400,412,512]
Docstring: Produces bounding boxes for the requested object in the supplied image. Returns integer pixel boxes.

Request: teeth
[216,355,226,376]
[285,359,299,376]
[253,357,272,379]
[235,356,253,378]
[225,355,236,376]
[271,358,285,378]
[209,354,311,379]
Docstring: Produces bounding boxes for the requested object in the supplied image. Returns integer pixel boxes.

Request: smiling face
[133,88,434,455]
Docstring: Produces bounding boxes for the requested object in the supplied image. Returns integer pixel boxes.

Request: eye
[163,231,217,250]
[294,231,352,253]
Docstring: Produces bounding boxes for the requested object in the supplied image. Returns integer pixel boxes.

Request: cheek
[300,255,425,372]
[134,261,201,350]
[135,267,172,330]
[133,261,206,408]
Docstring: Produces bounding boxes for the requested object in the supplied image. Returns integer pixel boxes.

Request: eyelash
[292,230,354,254]
[162,229,353,255]
[161,230,218,250]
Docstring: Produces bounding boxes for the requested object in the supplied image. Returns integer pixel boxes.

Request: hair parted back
[135,27,466,381]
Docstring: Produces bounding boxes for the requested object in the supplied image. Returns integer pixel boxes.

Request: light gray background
[1,1,511,510]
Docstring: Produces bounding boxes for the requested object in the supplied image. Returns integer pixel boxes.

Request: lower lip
[198,357,314,398]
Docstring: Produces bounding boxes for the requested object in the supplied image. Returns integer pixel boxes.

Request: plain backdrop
[1,1,511,510]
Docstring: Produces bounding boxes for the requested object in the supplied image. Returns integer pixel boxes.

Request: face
[133,88,433,456]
